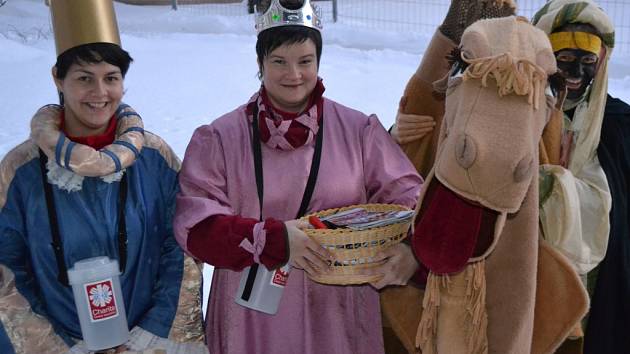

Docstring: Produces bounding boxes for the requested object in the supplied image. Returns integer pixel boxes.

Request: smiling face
[53,60,123,137]
[552,23,602,100]
[555,48,598,99]
[260,39,319,113]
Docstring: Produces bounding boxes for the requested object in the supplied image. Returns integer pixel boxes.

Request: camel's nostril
[514,157,533,183]
[455,133,476,169]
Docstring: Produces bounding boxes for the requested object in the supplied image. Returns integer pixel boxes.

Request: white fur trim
[101,170,125,184]
[46,159,124,192]
[46,160,83,192]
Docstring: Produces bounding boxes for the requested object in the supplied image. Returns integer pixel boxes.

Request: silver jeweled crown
[255,0,322,33]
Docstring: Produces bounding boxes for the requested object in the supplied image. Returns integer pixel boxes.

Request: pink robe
[174,97,422,354]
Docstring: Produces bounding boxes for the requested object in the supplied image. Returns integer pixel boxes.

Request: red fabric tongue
[413,180,483,275]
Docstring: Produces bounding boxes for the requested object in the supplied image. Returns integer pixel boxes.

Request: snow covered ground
[2,0,630,314]
[2,0,630,156]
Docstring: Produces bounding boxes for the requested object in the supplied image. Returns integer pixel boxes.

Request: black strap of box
[241,105,324,301]
[39,150,128,287]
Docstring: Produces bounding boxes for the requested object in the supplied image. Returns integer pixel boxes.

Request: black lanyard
[39,150,128,287]
[240,105,324,301]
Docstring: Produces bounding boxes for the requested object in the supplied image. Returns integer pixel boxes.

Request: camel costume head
[414,16,556,275]
[435,17,554,215]
[410,16,588,354]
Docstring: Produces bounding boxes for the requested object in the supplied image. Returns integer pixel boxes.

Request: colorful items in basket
[318,207,413,230]
[303,204,413,285]
[308,215,328,229]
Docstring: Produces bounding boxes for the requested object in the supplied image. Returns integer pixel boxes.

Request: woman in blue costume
[0,0,205,352]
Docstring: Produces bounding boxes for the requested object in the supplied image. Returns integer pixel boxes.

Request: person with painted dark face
[0,1,206,353]
[533,0,630,352]
[552,26,600,101]
[174,1,422,353]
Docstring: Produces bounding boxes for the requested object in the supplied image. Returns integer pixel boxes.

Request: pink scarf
[247,79,325,151]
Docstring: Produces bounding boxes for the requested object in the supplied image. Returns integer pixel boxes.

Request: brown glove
[440,0,517,43]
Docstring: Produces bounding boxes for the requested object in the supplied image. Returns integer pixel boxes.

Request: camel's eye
[447,47,469,78]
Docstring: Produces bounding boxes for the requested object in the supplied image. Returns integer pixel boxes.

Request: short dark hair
[54,42,133,80]
[256,25,323,74]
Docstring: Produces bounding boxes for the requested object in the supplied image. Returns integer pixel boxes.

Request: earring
[58,91,64,106]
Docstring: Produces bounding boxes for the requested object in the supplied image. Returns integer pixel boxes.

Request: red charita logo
[85,279,119,322]
[270,268,289,288]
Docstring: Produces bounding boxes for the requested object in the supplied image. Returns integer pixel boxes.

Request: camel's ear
[536,48,558,76]
[460,30,492,60]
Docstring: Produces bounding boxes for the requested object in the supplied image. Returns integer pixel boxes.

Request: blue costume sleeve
[0,171,71,351]
[0,324,16,354]
[137,159,184,338]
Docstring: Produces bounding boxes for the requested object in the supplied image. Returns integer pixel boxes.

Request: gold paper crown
[50,0,121,56]
[255,0,322,34]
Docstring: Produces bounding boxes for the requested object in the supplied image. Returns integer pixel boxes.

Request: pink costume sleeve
[173,124,288,269]
[362,115,423,208]
[174,125,233,255]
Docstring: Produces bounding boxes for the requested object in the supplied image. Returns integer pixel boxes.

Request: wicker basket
[302,203,412,285]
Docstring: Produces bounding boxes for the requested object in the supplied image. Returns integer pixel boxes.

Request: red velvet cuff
[187,215,288,271]
[258,218,289,269]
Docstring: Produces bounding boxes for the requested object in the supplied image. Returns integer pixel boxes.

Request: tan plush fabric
[0,140,39,210]
[380,29,456,354]
[30,104,145,178]
[396,30,456,177]
[167,256,204,343]
[384,15,587,354]
[531,240,589,354]
[433,17,555,216]
[418,21,555,350]
[539,94,564,165]
[143,131,181,172]
[0,265,69,353]
[381,285,425,354]
[416,260,488,354]
[413,16,586,354]
[143,133,203,345]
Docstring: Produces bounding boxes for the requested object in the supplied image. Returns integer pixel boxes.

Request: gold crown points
[255,0,322,33]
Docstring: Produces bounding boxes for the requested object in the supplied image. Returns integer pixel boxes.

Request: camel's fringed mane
[462,51,548,110]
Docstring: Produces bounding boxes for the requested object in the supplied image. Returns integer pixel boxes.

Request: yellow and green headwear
[532,0,614,52]
[533,0,615,177]
[548,31,601,56]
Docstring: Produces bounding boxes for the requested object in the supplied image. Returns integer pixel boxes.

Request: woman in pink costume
[173,1,422,353]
